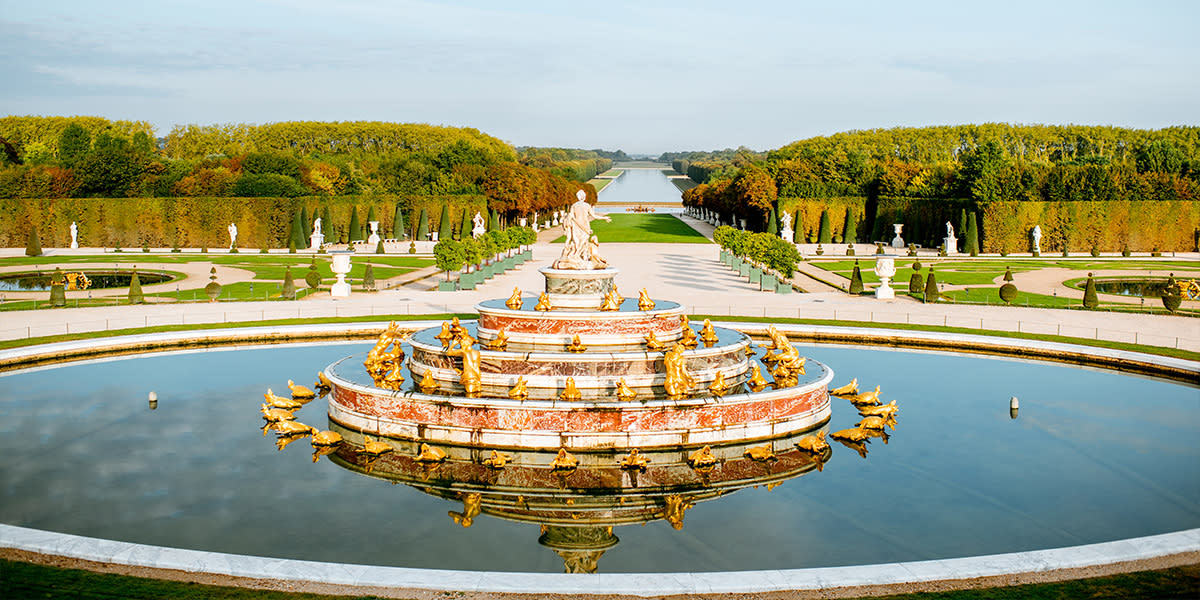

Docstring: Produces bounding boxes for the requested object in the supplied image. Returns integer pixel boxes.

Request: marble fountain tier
[324,265,833,452]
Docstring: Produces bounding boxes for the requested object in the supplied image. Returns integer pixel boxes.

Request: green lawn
[552,213,710,243]
[589,178,612,192]
[2,559,1196,600]
[671,178,698,192]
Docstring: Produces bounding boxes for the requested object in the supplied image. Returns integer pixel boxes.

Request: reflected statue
[661,494,694,530]
[449,492,482,527]
[836,437,870,459]
[415,443,447,464]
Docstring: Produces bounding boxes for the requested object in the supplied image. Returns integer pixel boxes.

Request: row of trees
[433,226,538,275]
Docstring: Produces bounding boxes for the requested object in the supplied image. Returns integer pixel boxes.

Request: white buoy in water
[1009,396,1019,419]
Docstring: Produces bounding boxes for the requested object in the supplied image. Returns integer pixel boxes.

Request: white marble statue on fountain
[780,211,795,242]
[944,220,958,255]
[1032,225,1042,255]
[70,221,78,249]
[472,212,486,238]
[553,189,611,270]
[227,223,238,249]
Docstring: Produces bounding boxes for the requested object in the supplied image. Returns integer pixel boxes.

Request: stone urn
[873,255,897,300]
[330,250,353,299]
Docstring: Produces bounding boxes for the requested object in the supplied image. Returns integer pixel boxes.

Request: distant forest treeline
[676,124,1199,252]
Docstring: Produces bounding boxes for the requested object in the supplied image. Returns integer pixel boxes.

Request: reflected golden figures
[449,492,482,527]
[619,449,649,471]
[830,378,858,397]
[535,293,552,311]
[637,288,655,311]
[644,331,664,351]
[661,494,694,530]
[415,443,447,464]
[508,376,529,401]
[662,343,695,398]
[506,287,523,310]
[744,443,776,462]
[687,445,719,469]
[615,378,637,402]
[559,377,582,401]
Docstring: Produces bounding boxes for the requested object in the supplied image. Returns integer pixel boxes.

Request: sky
[2,0,1197,155]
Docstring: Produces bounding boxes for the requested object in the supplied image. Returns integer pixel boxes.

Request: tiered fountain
[323,192,833,454]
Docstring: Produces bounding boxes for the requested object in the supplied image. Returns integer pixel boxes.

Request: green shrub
[1003,266,1014,282]
[924,268,938,303]
[909,261,924,294]
[1082,273,1099,309]
[1090,245,1100,257]
[305,259,321,289]
[25,227,41,256]
[416,207,429,240]
[127,270,143,304]
[348,206,362,242]
[817,210,832,244]
[363,264,376,291]
[233,173,306,197]
[205,267,221,301]
[281,266,296,300]
[434,239,465,279]
[1162,291,1182,312]
[1122,245,1131,257]
[49,268,65,307]
[999,282,1018,304]
[966,212,979,256]
[848,260,864,294]
[392,204,406,239]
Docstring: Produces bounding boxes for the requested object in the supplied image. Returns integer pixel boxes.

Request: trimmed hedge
[777,197,866,243]
[980,199,1200,254]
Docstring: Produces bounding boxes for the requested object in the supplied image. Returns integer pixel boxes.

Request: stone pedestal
[944,235,958,255]
[309,233,325,251]
[540,267,618,308]
[873,255,896,300]
[780,226,794,242]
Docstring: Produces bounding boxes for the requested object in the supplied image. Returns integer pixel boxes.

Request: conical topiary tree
[128,269,143,304]
[924,268,939,303]
[438,203,453,241]
[966,212,980,256]
[766,206,778,235]
[489,209,501,232]
[792,210,803,244]
[1003,266,1014,282]
[392,204,405,239]
[322,205,335,243]
[300,206,310,240]
[1082,272,1099,309]
[909,261,924,294]
[26,227,42,256]
[848,260,864,294]
[843,210,857,245]
[281,266,296,300]
[817,210,832,244]
[375,239,385,254]
[305,258,321,290]
[366,205,377,229]
[416,207,429,240]
[290,209,305,250]
[49,267,66,307]
[363,264,376,291]
[460,207,472,240]
[959,209,968,244]
[348,206,362,242]
[1163,284,1182,312]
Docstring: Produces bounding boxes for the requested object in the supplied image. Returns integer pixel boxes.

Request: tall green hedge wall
[980,200,1199,254]
[777,197,867,242]
[0,195,488,248]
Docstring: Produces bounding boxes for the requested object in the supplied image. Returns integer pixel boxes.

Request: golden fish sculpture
[508,376,529,401]
[265,389,302,410]
[637,288,655,311]
[846,385,882,407]
[417,369,438,394]
[707,371,729,397]
[567,334,587,353]
[616,378,637,402]
[829,378,858,397]
[550,448,578,471]
[645,331,664,351]
[535,293,552,311]
[505,287,523,310]
[559,377,582,401]
[619,449,649,471]
[287,379,315,400]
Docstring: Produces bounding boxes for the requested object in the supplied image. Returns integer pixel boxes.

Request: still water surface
[595,168,683,213]
[0,343,1196,573]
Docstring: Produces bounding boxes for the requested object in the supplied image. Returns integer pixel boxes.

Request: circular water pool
[0,341,1196,574]
[0,270,174,291]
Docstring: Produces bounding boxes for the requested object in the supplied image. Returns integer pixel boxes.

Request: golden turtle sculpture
[846,385,882,407]
[830,427,872,444]
[264,389,302,410]
[314,371,333,393]
[794,431,829,456]
[857,400,899,422]
[359,436,394,458]
[260,404,296,423]
[829,378,858,397]
[272,420,317,437]
[744,443,776,462]
[855,415,892,431]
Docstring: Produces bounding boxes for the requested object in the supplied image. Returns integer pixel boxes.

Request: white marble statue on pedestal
[1032,225,1042,255]
[227,223,238,249]
[944,220,958,255]
[890,224,905,248]
[472,212,486,238]
[310,217,325,250]
[70,221,78,249]
[779,211,794,242]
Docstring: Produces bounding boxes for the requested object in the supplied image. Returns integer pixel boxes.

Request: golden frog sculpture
[662,343,695,398]
[678,323,698,349]
[507,376,529,401]
[287,379,315,400]
[829,378,858,397]
[644,331,664,351]
[699,319,719,345]
[482,450,511,469]
[417,369,438,393]
[449,492,482,528]
[380,361,405,391]
[415,443,447,463]
[619,448,649,471]
[857,400,899,422]
[449,316,465,338]
[794,431,829,456]
[846,385,882,407]
[435,322,454,348]
[747,363,770,392]
[559,377,582,401]
[616,378,637,402]
[314,371,332,394]
[550,448,578,471]
[264,388,302,410]
[744,443,776,462]
[661,494,694,530]
[599,289,620,311]
[485,330,509,351]
[830,427,872,444]
[359,436,394,458]
[687,445,719,469]
[707,371,729,397]
[855,415,893,432]
[505,287,523,310]
[566,334,587,353]
[637,288,655,311]
[535,293,552,311]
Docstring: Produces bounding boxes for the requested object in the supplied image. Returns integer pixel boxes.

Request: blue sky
[2,0,1196,154]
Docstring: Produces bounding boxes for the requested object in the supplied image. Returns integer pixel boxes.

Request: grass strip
[548,214,710,244]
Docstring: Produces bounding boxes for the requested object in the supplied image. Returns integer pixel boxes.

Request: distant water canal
[596,168,684,213]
